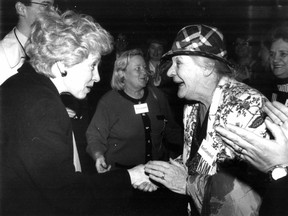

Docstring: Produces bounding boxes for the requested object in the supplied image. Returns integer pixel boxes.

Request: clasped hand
[144,158,188,195]
[128,164,158,192]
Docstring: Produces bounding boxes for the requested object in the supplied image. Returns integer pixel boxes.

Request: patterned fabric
[162,25,234,68]
[179,76,269,215]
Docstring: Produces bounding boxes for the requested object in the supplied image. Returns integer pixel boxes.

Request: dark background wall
[1,0,288,57]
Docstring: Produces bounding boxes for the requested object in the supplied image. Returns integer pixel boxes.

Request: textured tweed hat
[162,24,234,67]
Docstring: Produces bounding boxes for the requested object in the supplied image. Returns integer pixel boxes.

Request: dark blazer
[0,63,132,216]
[259,175,288,216]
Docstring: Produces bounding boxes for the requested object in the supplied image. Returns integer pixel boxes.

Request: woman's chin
[72,92,87,100]
[177,88,185,99]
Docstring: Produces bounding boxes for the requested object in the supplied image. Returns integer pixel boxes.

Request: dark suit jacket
[259,175,288,216]
[0,63,132,216]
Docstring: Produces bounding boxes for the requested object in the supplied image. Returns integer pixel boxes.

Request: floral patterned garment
[179,76,269,216]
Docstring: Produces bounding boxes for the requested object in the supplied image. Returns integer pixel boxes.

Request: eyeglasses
[30,1,53,9]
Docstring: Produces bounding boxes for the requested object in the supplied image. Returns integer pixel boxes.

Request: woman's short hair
[25,8,113,78]
[111,48,144,90]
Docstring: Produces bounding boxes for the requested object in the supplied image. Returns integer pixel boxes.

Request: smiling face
[124,55,148,91]
[167,55,205,100]
[63,54,101,99]
[270,38,288,79]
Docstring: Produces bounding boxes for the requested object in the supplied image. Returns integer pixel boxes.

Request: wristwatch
[269,165,288,181]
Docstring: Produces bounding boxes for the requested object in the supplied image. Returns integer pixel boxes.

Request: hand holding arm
[145,159,188,194]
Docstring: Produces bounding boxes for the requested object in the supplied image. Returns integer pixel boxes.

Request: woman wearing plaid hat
[145,24,269,216]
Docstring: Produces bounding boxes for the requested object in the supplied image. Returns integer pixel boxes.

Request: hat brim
[161,50,235,68]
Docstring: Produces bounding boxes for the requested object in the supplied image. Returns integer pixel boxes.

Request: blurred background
[1,0,288,55]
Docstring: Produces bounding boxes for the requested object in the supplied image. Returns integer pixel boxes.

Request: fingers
[96,160,111,173]
[145,165,165,179]
[215,125,253,151]
[147,173,165,185]
[147,160,171,169]
[264,101,288,125]
[169,158,184,168]
[272,101,288,117]
[135,182,158,192]
[145,161,171,176]
[265,119,288,144]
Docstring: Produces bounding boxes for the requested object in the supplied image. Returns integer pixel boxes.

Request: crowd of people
[1,1,288,216]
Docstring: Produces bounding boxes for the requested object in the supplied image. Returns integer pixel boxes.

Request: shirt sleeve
[86,98,112,160]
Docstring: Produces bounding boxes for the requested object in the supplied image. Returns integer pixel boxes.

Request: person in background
[86,32,130,119]
[0,8,155,216]
[215,101,288,216]
[86,48,183,172]
[269,25,288,105]
[146,37,184,128]
[86,48,185,215]
[115,32,129,58]
[146,38,166,86]
[231,35,258,84]
[144,24,269,216]
[0,0,54,85]
[249,36,274,98]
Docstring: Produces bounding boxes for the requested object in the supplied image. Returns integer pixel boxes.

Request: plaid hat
[162,24,234,67]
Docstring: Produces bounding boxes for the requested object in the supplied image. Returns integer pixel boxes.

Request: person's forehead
[150,42,163,48]
[129,55,145,64]
[271,38,288,50]
[31,0,54,4]
[172,55,190,61]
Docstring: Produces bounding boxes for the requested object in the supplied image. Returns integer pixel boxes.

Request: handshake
[127,164,158,192]
[128,159,188,195]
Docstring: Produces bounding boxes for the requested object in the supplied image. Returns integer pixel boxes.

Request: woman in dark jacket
[0,8,154,216]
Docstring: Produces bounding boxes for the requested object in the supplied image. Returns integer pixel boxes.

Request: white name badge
[134,103,149,114]
[285,99,288,107]
[197,139,218,166]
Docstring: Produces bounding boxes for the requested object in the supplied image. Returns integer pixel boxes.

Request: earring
[56,62,67,77]
[61,70,67,77]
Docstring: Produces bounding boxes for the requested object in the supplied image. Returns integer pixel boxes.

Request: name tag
[285,99,288,107]
[134,103,149,114]
[197,139,217,166]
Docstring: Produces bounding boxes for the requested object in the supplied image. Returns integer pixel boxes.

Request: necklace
[14,28,29,59]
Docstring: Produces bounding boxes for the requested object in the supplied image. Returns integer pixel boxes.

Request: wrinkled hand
[128,164,158,192]
[144,159,188,194]
[95,155,111,173]
[215,118,288,173]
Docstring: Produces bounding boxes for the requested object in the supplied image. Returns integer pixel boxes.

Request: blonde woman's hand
[95,155,111,173]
